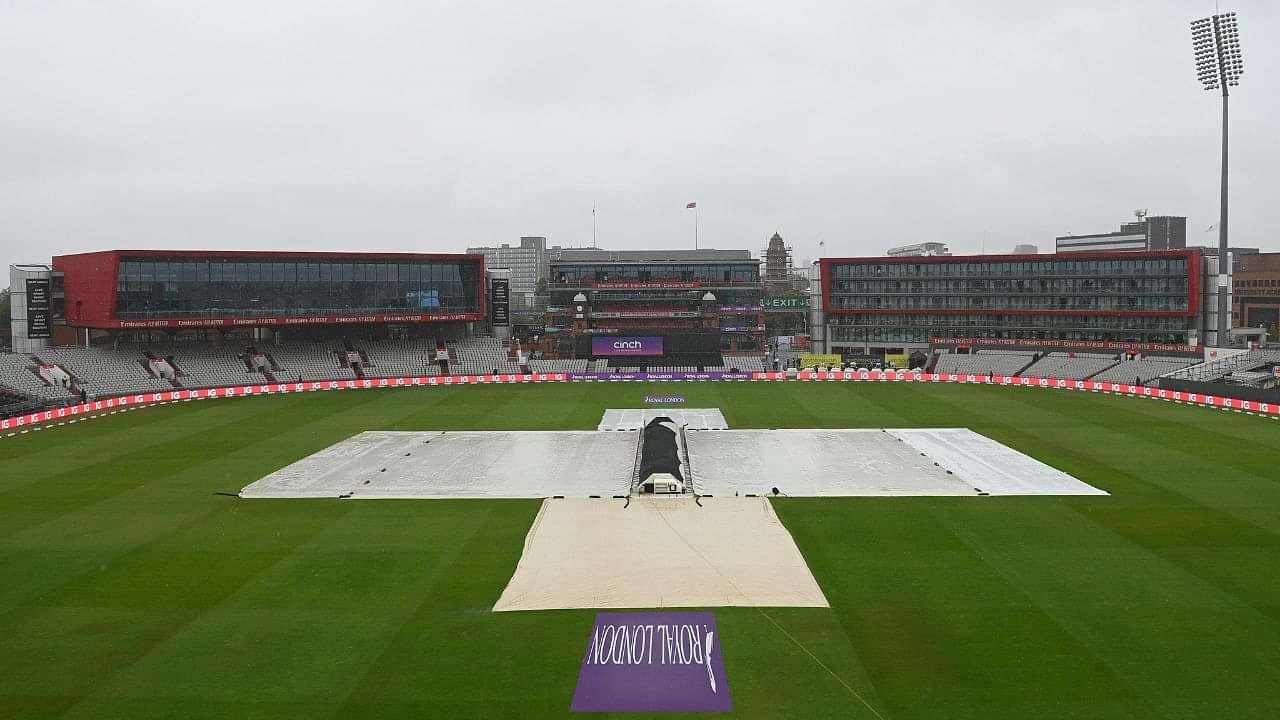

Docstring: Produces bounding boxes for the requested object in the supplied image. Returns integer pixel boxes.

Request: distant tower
[763,232,793,294]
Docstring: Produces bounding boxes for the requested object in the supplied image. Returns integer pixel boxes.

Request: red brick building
[1232,252,1280,340]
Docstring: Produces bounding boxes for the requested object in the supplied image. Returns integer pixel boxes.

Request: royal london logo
[571,611,731,713]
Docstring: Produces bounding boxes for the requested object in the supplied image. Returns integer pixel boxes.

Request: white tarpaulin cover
[687,429,970,497]
[241,427,1105,499]
[492,497,830,611]
[887,428,1107,496]
[240,431,634,499]
[687,429,1106,497]
[597,408,729,431]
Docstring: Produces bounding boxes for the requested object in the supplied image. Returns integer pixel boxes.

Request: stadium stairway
[240,346,279,383]
[29,355,87,397]
[140,350,184,388]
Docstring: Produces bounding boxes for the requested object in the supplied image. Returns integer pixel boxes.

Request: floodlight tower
[1191,12,1244,346]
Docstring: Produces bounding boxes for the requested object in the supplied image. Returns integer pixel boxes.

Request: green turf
[2,382,1279,719]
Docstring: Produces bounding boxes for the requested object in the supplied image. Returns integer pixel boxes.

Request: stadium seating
[1019,352,1120,380]
[723,356,767,373]
[529,358,589,373]
[41,346,175,395]
[1221,370,1278,389]
[268,342,356,382]
[1160,349,1280,385]
[0,386,43,416]
[934,351,1035,377]
[1091,356,1199,384]
[0,353,74,402]
[170,345,265,387]
[3,338,1261,418]
[360,340,441,378]
[445,337,521,375]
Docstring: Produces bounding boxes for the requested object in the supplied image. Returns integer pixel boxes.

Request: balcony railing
[115,304,482,320]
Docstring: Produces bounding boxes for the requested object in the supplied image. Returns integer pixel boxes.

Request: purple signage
[571,612,731,713]
[591,336,664,356]
[568,372,754,381]
[644,394,686,404]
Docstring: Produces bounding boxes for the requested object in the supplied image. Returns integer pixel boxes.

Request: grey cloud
[1,0,1276,274]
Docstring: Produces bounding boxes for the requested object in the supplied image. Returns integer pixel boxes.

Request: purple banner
[568,372,753,381]
[644,395,686,404]
[591,336,664,356]
[572,611,731,713]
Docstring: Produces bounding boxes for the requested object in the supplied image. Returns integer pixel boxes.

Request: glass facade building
[820,251,1200,347]
[52,250,486,329]
[114,256,481,319]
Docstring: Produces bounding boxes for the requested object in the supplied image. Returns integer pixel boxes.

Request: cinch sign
[591,336,664,356]
[571,612,731,713]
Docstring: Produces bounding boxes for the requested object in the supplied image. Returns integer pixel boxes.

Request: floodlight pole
[1193,12,1242,347]
[1217,82,1229,348]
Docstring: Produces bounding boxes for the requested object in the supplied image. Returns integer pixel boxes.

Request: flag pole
[686,201,698,248]
[592,205,597,248]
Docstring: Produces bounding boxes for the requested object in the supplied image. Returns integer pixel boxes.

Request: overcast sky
[2,1,1276,276]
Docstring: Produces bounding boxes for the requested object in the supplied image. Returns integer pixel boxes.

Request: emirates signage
[99,313,483,329]
[591,311,700,319]
[930,337,1198,354]
[591,282,701,289]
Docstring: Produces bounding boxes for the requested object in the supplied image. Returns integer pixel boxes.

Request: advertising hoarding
[798,354,842,368]
[25,278,52,339]
[591,336,664,356]
[490,278,510,327]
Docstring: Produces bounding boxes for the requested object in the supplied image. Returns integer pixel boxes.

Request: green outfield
[2,382,1279,719]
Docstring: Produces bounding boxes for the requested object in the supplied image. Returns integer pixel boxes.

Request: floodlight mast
[1191,12,1243,346]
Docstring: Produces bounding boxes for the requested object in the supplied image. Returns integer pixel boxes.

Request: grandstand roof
[548,248,754,263]
[53,249,482,262]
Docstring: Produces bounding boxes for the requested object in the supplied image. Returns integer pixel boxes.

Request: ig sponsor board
[5,372,1279,431]
[571,612,730,713]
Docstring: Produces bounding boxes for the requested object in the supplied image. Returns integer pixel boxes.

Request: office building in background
[886,242,951,257]
[1055,212,1186,253]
